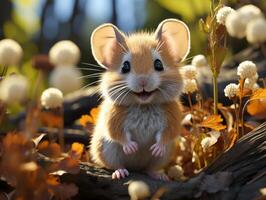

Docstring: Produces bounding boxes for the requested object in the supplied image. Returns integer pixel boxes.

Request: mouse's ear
[155,19,190,62]
[91,24,127,68]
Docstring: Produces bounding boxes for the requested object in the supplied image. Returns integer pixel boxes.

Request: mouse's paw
[112,168,129,179]
[122,141,138,155]
[150,143,165,157]
[147,171,170,181]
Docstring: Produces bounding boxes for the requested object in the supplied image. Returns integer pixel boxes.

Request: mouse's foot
[112,168,129,179]
[147,171,170,181]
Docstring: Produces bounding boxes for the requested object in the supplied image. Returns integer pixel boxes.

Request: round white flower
[0,39,23,66]
[244,73,258,89]
[237,61,257,79]
[41,88,63,109]
[167,165,184,181]
[49,66,83,94]
[237,4,263,25]
[182,65,197,79]
[216,6,235,25]
[183,79,198,94]
[246,18,266,44]
[0,74,28,104]
[191,54,208,68]
[224,83,238,98]
[128,181,150,200]
[224,83,239,99]
[49,40,80,66]
[225,12,246,38]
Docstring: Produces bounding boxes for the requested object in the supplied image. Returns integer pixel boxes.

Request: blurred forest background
[1,0,265,75]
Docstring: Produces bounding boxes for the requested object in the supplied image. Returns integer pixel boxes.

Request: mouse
[89,18,190,180]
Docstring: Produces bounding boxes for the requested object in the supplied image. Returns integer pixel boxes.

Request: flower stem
[213,74,218,114]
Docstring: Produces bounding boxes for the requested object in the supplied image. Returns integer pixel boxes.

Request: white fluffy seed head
[225,11,246,38]
[237,4,263,24]
[49,66,83,94]
[182,65,197,79]
[183,79,198,94]
[237,61,257,79]
[0,39,23,66]
[216,6,235,25]
[246,18,266,44]
[191,54,208,68]
[41,88,63,109]
[49,40,80,66]
[244,73,258,89]
[0,74,28,104]
[128,181,150,200]
[167,165,184,181]
[224,83,238,99]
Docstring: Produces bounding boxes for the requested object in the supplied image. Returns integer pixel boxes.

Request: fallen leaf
[247,99,266,119]
[250,88,266,101]
[69,142,84,160]
[38,141,61,158]
[199,115,226,131]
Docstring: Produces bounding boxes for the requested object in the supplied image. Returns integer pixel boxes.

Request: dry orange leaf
[199,115,226,131]
[79,106,100,126]
[250,88,266,101]
[69,142,84,160]
[247,99,266,119]
[38,141,61,158]
[40,112,63,128]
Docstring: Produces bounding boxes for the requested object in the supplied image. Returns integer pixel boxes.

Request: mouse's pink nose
[139,79,147,87]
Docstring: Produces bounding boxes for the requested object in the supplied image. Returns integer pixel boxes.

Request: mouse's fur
[90,19,190,180]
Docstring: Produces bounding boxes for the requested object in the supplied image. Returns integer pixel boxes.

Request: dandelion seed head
[49,66,83,94]
[216,6,235,25]
[225,12,246,38]
[41,88,63,109]
[237,61,257,79]
[0,39,23,66]
[49,40,80,66]
[183,79,198,94]
[224,83,238,98]
[182,65,197,79]
[191,54,208,68]
[246,18,266,44]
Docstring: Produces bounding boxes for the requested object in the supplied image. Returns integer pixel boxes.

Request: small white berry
[225,12,246,38]
[49,40,80,66]
[246,18,266,44]
[49,66,83,94]
[216,6,235,25]
[0,39,23,66]
[182,65,197,79]
[224,83,238,99]
[128,181,150,200]
[41,88,63,109]
[183,79,198,94]
[0,74,28,104]
[237,61,257,79]
[191,54,208,68]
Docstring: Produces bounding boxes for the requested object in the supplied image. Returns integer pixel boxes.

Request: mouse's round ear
[155,19,190,62]
[91,24,127,68]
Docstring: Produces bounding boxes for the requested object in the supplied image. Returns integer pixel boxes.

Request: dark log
[60,122,266,200]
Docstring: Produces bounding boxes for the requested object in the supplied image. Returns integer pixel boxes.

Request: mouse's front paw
[150,143,165,157]
[122,141,138,155]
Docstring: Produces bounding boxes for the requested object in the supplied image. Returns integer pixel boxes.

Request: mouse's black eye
[154,59,164,71]
[121,61,131,74]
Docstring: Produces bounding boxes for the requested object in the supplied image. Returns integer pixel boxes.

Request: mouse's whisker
[108,86,128,98]
[113,88,129,105]
[118,89,130,105]
[81,80,102,89]
[81,62,103,68]
[77,73,103,79]
[76,67,105,72]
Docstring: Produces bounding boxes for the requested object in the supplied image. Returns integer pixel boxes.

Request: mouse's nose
[139,79,147,88]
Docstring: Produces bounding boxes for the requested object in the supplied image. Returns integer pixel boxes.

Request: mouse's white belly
[123,105,166,146]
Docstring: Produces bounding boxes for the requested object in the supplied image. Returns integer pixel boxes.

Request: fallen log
[60,122,266,200]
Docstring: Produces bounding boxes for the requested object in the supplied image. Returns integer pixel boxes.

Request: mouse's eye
[121,61,131,74]
[154,59,164,71]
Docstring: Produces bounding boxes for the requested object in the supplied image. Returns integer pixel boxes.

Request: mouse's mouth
[133,89,157,101]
